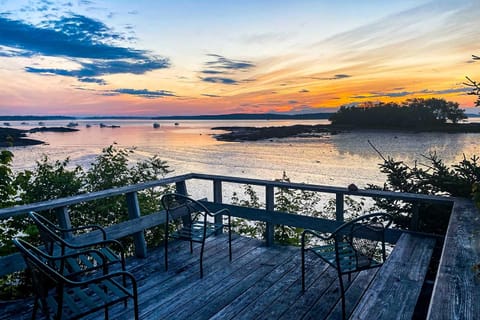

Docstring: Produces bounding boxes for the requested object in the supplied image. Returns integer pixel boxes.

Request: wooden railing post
[410,202,420,231]
[265,185,275,246]
[213,179,223,235]
[336,193,344,222]
[175,180,187,195]
[175,180,191,226]
[175,181,188,195]
[55,206,73,239]
[126,192,147,258]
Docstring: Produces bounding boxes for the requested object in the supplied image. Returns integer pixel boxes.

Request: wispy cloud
[79,0,94,6]
[199,54,255,85]
[350,87,471,99]
[201,77,238,85]
[201,70,226,74]
[111,88,176,98]
[202,93,221,98]
[26,58,169,77]
[205,54,255,70]
[78,77,107,85]
[313,74,352,80]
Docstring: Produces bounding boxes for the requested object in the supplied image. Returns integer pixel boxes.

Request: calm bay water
[7,119,480,193]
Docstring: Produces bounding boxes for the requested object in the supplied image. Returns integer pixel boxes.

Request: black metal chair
[161,193,232,278]
[13,237,139,320]
[301,212,393,320]
[28,211,126,278]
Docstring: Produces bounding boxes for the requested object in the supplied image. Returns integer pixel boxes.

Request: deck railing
[0,172,453,277]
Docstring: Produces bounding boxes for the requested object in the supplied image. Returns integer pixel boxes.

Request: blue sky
[0,0,478,115]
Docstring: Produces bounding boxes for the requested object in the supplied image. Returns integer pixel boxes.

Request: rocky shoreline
[211,124,338,141]
[211,123,480,142]
[0,127,78,147]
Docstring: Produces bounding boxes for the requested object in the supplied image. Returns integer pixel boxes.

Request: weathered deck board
[277,266,337,320]
[0,233,436,320]
[350,233,436,320]
[209,253,304,320]
[325,268,379,319]
[236,254,331,320]
[113,235,256,319]
[143,247,291,319]
[427,198,480,320]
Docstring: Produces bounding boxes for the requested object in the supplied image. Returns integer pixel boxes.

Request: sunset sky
[0,0,479,116]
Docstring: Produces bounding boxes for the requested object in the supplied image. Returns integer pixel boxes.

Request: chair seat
[43,277,133,319]
[310,242,381,274]
[171,222,224,242]
[13,238,138,320]
[55,247,121,277]
[161,193,233,278]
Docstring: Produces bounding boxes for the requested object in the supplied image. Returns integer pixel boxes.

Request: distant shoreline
[212,123,480,141]
[0,113,333,121]
[0,113,479,122]
[0,127,78,147]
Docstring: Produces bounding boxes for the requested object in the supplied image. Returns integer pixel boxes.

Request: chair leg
[228,216,232,261]
[133,287,139,320]
[164,237,169,272]
[31,297,38,320]
[338,273,346,320]
[121,258,127,307]
[200,240,205,278]
[301,245,306,292]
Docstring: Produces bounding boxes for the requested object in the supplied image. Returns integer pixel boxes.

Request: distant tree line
[329,98,466,128]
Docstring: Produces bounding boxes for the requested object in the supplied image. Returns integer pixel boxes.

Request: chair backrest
[161,193,210,225]
[28,212,67,255]
[13,238,66,301]
[333,213,393,269]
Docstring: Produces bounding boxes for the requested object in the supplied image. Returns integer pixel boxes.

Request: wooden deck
[0,233,413,320]
[0,173,477,319]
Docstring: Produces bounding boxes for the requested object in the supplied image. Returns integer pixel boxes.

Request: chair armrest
[302,229,332,241]
[35,246,107,264]
[301,229,332,251]
[210,208,230,217]
[65,239,126,255]
[32,245,110,274]
[49,249,107,263]
[56,224,107,240]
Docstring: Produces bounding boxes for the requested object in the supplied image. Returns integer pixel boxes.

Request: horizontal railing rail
[0,173,194,219]
[0,172,454,277]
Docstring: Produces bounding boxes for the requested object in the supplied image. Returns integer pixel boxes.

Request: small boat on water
[86,124,91,128]
[66,122,78,127]
[3,122,10,126]
[38,122,45,126]
[153,122,160,128]
[99,123,120,128]
[174,122,179,126]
